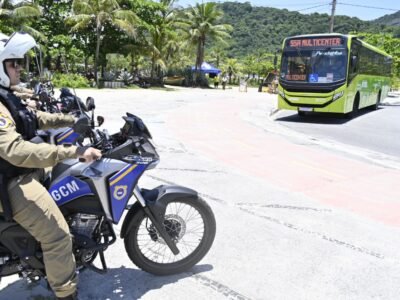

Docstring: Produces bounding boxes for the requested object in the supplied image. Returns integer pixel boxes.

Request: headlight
[333,91,344,101]
[278,90,285,98]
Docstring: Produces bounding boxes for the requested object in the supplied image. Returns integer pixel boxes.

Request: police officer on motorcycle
[0,32,101,299]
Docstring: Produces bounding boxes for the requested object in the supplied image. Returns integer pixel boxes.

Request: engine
[0,254,10,266]
[69,214,100,239]
[69,214,102,266]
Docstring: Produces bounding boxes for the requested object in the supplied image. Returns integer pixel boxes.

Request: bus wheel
[373,91,381,110]
[297,110,306,117]
[348,94,360,119]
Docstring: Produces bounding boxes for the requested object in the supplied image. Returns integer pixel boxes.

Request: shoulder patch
[0,114,12,129]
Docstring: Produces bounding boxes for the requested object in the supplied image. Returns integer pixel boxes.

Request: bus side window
[349,40,360,82]
[350,55,358,73]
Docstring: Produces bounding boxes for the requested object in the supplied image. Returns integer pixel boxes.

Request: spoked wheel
[124,197,216,275]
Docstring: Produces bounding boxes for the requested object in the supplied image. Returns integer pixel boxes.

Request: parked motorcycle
[33,83,89,116]
[0,107,216,284]
[31,85,95,146]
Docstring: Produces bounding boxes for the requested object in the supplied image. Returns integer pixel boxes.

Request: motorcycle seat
[0,214,18,235]
[0,214,15,223]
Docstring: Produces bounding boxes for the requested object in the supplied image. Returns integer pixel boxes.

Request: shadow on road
[275,107,381,125]
[0,264,213,300]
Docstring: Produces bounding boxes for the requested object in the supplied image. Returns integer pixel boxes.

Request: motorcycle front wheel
[124,197,216,275]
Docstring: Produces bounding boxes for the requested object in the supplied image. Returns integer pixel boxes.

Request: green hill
[217,2,395,57]
[374,11,400,26]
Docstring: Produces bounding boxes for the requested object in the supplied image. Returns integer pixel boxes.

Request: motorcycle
[31,85,96,146]
[32,82,90,116]
[0,107,216,284]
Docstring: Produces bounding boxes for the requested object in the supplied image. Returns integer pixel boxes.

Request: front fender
[120,185,198,238]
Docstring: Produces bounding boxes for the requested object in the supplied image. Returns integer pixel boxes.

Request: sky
[176,0,400,21]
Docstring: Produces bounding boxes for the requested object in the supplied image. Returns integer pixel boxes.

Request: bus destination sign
[287,37,344,48]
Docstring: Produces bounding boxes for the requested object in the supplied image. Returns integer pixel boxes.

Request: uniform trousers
[0,169,77,298]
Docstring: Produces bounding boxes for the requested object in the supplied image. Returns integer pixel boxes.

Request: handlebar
[78,156,101,163]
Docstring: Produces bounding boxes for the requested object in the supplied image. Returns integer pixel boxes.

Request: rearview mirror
[86,97,96,111]
[97,115,104,127]
[38,91,50,103]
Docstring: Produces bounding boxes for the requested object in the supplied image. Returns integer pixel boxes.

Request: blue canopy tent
[191,62,221,75]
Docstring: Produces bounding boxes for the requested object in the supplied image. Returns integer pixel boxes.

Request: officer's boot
[57,291,78,300]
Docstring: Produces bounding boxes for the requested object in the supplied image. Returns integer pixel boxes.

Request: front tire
[347,94,360,119]
[124,197,216,275]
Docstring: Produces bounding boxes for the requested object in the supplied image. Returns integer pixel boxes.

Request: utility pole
[329,0,337,33]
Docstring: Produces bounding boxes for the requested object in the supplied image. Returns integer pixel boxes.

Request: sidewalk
[382,92,400,105]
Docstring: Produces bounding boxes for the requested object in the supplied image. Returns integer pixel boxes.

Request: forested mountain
[217,2,396,57]
[374,11,400,26]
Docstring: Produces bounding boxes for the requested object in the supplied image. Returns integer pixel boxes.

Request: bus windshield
[280,49,348,83]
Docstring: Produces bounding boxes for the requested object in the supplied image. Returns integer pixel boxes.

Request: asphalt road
[274,103,400,159]
[1,87,399,300]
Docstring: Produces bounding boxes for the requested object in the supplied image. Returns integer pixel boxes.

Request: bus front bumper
[277,92,345,113]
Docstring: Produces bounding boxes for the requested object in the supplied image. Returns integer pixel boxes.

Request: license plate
[298,107,313,112]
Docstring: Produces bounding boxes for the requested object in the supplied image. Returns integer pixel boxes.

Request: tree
[351,32,400,78]
[222,58,240,84]
[0,0,42,39]
[143,0,177,83]
[207,44,228,68]
[218,2,397,58]
[68,0,139,85]
[179,2,232,85]
[47,35,84,73]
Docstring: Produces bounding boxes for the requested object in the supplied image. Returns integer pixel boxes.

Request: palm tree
[121,42,145,77]
[145,0,180,83]
[0,0,40,19]
[0,0,42,39]
[179,2,232,85]
[68,0,139,86]
[208,44,228,68]
[0,1,42,74]
[223,58,240,84]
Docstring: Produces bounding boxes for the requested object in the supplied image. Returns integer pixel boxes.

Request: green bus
[278,34,392,117]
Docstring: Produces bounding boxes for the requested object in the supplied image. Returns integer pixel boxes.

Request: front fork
[132,186,180,255]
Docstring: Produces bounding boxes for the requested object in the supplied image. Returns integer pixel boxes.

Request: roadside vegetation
[0,0,399,88]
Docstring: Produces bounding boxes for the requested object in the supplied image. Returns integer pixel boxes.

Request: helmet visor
[4,58,25,69]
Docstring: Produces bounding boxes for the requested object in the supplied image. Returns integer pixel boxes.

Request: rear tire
[297,110,306,117]
[373,91,381,110]
[124,197,216,275]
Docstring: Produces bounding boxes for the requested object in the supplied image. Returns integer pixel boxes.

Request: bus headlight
[333,91,344,101]
[278,90,285,98]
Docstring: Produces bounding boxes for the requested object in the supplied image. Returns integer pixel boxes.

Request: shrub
[392,77,400,90]
[52,73,90,88]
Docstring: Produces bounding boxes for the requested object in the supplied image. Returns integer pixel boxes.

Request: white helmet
[0,32,37,88]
